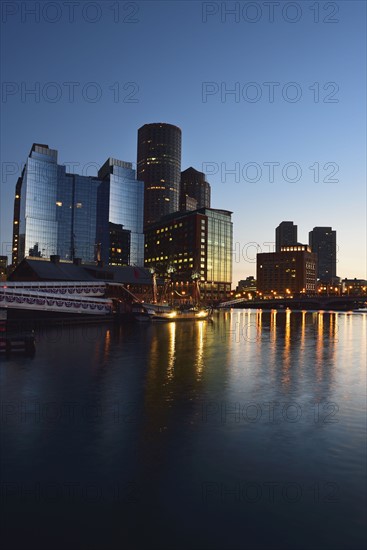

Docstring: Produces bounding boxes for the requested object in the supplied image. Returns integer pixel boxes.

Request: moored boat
[152,307,213,321]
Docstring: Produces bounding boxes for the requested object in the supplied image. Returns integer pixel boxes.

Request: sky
[1,0,366,284]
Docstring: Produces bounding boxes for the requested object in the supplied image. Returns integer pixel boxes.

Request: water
[1,310,366,550]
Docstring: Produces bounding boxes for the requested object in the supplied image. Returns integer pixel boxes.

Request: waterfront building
[137,123,182,227]
[236,276,257,294]
[144,208,233,301]
[341,278,367,295]
[309,226,337,282]
[180,167,211,209]
[257,245,317,296]
[12,145,144,267]
[275,221,298,252]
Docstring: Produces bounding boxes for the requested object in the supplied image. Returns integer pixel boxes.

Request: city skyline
[3,132,356,285]
[1,1,366,283]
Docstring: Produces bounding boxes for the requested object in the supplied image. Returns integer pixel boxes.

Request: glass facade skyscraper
[13,145,144,267]
[203,208,233,285]
[137,123,182,227]
[17,145,59,262]
[98,158,144,266]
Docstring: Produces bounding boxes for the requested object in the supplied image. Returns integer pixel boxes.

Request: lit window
[76,203,82,208]
[56,201,62,207]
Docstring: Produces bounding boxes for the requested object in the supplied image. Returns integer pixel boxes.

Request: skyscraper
[137,123,182,227]
[309,226,337,282]
[12,145,144,267]
[180,167,211,210]
[97,158,144,266]
[275,221,298,252]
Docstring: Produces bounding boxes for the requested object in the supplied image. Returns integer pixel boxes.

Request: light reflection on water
[1,310,366,550]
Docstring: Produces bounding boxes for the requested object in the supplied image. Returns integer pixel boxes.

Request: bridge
[218,295,367,310]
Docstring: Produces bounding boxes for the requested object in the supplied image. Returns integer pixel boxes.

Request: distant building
[257,245,317,295]
[309,226,337,282]
[236,276,256,293]
[137,123,182,227]
[180,167,211,210]
[12,145,144,267]
[275,221,298,252]
[341,278,367,295]
[144,208,233,301]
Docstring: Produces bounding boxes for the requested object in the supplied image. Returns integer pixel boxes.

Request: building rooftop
[9,258,152,285]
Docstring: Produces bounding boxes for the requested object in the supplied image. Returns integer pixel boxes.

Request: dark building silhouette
[275,221,298,252]
[0,256,7,280]
[108,223,131,266]
[257,245,317,296]
[137,123,182,227]
[309,226,337,282]
[180,167,211,210]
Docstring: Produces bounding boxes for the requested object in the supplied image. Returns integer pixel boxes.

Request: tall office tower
[12,145,144,267]
[309,226,337,282]
[275,221,298,252]
[137,123,182,227]
[180,167,211,210]
[97,158,144,266]
[12,144,102,265]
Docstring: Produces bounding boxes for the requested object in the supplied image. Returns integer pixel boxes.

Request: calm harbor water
[1,310,366,550]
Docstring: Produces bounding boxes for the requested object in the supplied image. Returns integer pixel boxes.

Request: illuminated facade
[309,226,337,282]
[12,145,144,267]
[137,123,182,227]
[144,208,233,300]
[257,245,317,295]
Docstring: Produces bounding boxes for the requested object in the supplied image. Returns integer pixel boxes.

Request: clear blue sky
[1,0,366,283]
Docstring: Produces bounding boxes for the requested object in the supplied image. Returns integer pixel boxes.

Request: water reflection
[1,310,366,550]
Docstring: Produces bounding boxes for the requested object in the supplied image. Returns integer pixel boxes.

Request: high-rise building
[12,145,144,267]
[180,167,211,210]
[97,158,144,266]
[144,208,233,300]
[257,245,317,295]
[309,226,337,282]
[137,123,182,227]
[275,221,298,252]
